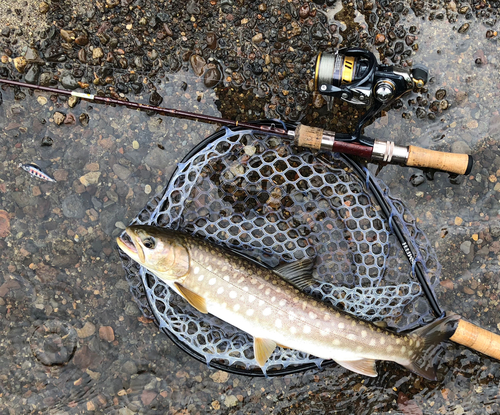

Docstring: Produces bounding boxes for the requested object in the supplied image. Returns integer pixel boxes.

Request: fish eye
[142,237,156,249]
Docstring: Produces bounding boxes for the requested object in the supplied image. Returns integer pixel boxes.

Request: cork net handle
[450,319,500,360]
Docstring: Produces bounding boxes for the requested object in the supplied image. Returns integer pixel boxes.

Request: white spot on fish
[387,345,393,352]
[233,304,240,312]
[380,338,386,345]
[338,322,345,329]
[246,309,255,316]
[263,307,272,316]
[323,314,330,321]
[279,300,286,307]
[237,277,244,283]
[217,287,224,294]
[303,326,311,334]
[223,276,230,282]
[356,346,363,352]
[333,339,340,345]
[271,296,276,302]
[361,330,367,338]
[347,334,356,341]
[290,327,297,334]
[401,346,406,353]
[369,339,376,347]
[308,312,317,320]
[265,288,271,295]
[194,267,200,274]
[243,286,249,292]
[275,319,282,328]
[229,291,237,299]
[208,278,216,285]
[248,295,256,303]
[198,275,205,282]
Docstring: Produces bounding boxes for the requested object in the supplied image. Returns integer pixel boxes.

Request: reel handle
[450,318,500,361]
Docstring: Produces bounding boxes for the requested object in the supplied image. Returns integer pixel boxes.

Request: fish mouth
[116,229,145,263]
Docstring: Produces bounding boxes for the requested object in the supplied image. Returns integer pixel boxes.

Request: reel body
[315,48,429,138]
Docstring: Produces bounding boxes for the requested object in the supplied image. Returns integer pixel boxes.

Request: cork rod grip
[450,319,500,360]
[406,145,473,175]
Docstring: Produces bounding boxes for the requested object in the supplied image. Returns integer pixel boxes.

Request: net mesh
[118,126,440,373]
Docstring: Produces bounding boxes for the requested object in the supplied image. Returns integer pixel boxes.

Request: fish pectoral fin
[273,258,317,290]
[335,359,378,377]
[173,282,208,314]
[254,338,277,367]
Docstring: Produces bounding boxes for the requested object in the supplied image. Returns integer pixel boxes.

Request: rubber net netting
[118,127,440,373]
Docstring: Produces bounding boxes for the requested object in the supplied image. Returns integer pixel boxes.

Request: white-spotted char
[117,225,459,380]
[19,163,56,182]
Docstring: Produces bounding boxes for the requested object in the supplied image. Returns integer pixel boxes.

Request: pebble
[210,370,229,383]
[37,96,47,105]
[77,321,96,338]
[132,140,139,149]
[68,96,78,108]
[99,326,115,342]
[224,395,239,407]
[61,74,79,90]
[145,185,152,194]
[0,210,10,238]
[204,64,222,88]
[92,47,104,59]
[13,56,27,73]
[252,33,264,44]
[53,112,66,125]
[190,54,206,76]
[41,136,53,146]
[62,194,86,219]
[39,1,49,13]
[122,360,138,375]
[454,216,464,226]
[79,172,101,186]
[113,164,131,180]
[460,241,472,254]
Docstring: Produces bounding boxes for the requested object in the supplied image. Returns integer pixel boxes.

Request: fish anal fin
[277,343,292,349]
[273,258,317,290]
[174,282,208,314]
[335,359,378,377]
[254,338,277,366]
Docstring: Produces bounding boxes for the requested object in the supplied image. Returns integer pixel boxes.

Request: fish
[18,163,56,182]
[117,225,459,380]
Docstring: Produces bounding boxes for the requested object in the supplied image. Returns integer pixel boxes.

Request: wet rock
[25,47,40,62]
[53,112,66,125]
[149,91,163,106]
[13,56,27,73]
[144,147,172,170]
[106,0,120,7]
[79,113,90,126]
[409,173,425,186]
[113,164,131,180]
[190,54,206,76]
[68,96,79,108]
[122,360,138,375]
[73,345,100,370]
[435,88,446,100]
[252,32,264,44]
[75,34,89,46]
[41,136,53,147]
[62,194,86,219]
[60,29,75,42]
[80,172,101,186]
[25,64,40,84]
[375,33,386,44]
[93,47,104,59]
[0,210,10,238]
[99,326,115,342]
[100,205,127,235]
[458,23,469,34]
[77,321,96,338]
[451,140,471,155]
[460,240,471,255]
[39,1,49,13]
[39,72,52,86]
[206,32,217,49]
[299,3,310,18]
[61,73,79,90]
[78,49,87,63]
[204,64,222,88]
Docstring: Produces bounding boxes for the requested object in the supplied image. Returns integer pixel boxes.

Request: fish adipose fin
[254,338,277,366]
[273,258,316,290]
[335,359,378,377]
[174,282,208,314]
[402,313,460,381]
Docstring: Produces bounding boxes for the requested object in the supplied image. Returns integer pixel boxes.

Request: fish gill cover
[118,126,440,375]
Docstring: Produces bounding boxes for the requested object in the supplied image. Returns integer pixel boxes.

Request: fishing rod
[0,48,472,175]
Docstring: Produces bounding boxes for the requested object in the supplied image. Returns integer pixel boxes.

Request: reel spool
[118,120,442,377]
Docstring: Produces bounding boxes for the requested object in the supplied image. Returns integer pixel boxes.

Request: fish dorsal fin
[174,282,208,314]
[254,338,277,367]
[273,258,316,290]
[335,359,378,377]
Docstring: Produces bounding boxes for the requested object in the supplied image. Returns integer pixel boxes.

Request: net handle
[450,318,500,360]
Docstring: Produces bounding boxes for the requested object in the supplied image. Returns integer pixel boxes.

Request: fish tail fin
[401,313,460,381]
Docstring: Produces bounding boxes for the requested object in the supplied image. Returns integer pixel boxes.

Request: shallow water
[1,1,500,414]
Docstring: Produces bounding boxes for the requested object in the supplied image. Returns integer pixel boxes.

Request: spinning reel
[315,48,429,139]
